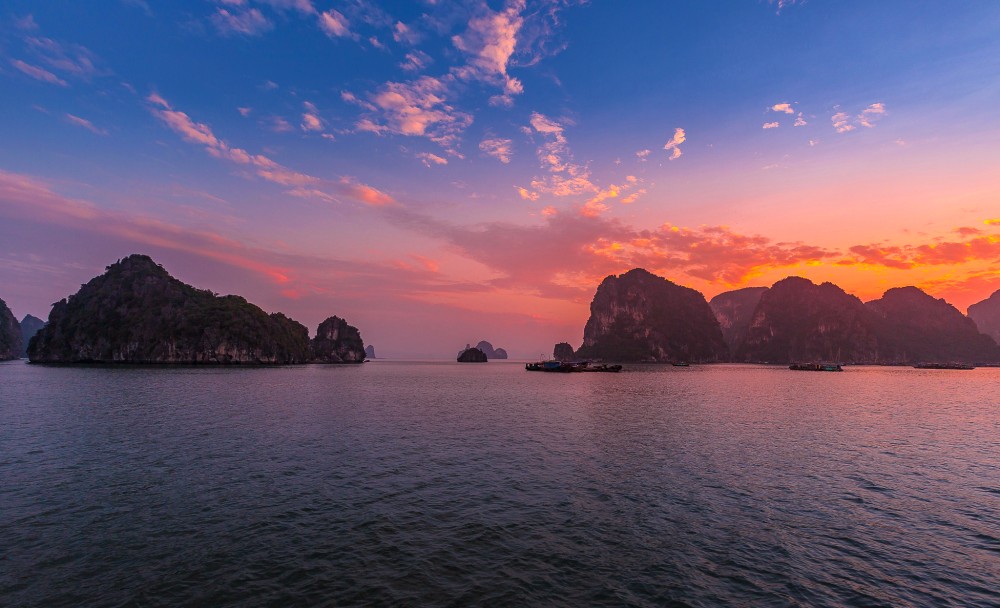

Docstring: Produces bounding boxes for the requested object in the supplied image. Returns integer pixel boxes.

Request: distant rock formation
[311,316,366,363]
[709,287,768,354]
[365,344,376,359]
[20,314,45,358]
[553,342,575,361]
[0,298,22,361]
[28,254,314,364]
[866,286,1000,364]
[457,347,487,362]
[969,289,1000,343]
[736,277,881,364]
[575,268,728,362]
[475,340,508,359]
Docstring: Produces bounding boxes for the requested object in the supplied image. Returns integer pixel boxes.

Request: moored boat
[526,360,620,373]
[913,362,975,370]
[789,362,843,372]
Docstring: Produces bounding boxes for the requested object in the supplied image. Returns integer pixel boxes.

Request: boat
[672,362,690,367]
[913,362,975,370]
[789,362,843,372]
[525,360,621,373]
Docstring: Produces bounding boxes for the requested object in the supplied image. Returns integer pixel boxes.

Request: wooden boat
[913,362,975,370]
[789,362,843,372]
[525,360,621,373]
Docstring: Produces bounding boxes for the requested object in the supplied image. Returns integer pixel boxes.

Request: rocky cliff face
[736,277,882,364]
[20,314,45,358]
[968,289,1000,344]
[28,255,312,364]
[553,342,575,361]
[311,316,366,363]
[709,287,768,355]
[0,298,22,361]
[476,340,508,359]
[867,287,1000,364]
[576,268,728,362]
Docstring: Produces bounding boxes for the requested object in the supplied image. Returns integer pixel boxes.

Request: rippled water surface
[1,360,998,607]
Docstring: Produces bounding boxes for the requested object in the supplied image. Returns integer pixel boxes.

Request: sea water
[1,361,998,606]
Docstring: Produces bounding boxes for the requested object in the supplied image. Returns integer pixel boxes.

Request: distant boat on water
[672,362,690,367]
[789,362,843,372]
[913,362,975,370]
[526,360,621,373]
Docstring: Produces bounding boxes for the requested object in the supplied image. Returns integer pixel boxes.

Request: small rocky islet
[24,255,366,365]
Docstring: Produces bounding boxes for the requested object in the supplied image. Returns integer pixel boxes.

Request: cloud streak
[147,93,393,206]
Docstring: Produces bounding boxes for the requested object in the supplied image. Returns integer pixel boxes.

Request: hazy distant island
[0,298,22,361]
[474,340,507,359]
[365,345,376,359]
[555,268,1000,365]
[968,289,1000,344]
[19,314,46,358]
[456,340,506,361]
[27,255,367,365]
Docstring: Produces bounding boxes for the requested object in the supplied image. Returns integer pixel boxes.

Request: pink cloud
[663,128,685,160]
[358,76,472,153]
[400,50,432,72]
[762,121,780,129]
[417,152,448,167]
[65,113,108,135]
[10,59,67,86]
[211,7,272,36]
[479,137,513,163]
[147,93,393,206]
[318,9,350,37]
[300,101,324,132]
[452,0,526,106]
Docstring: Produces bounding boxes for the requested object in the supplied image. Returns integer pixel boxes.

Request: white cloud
[636,149,651,161]
[762,121,780,129]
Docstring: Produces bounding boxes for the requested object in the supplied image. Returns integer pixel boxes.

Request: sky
[1,0,999,358]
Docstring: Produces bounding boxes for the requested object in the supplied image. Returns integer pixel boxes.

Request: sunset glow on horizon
[2,1,999,357]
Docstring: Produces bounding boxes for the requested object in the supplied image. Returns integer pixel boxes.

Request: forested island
[25,255,366,365]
